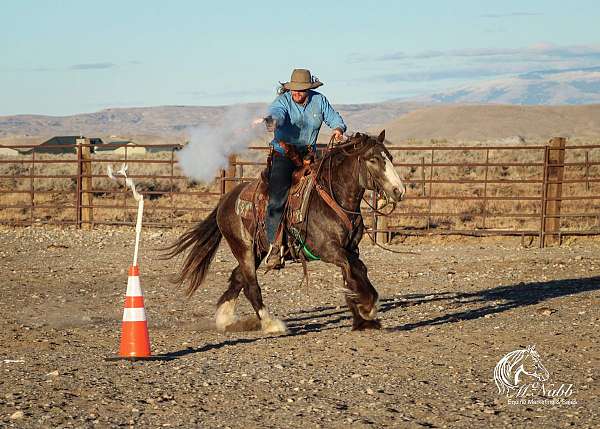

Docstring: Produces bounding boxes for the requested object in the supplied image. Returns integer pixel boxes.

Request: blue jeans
[265,151,295,243]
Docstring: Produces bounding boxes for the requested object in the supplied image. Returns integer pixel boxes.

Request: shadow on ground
[381,276,600,331]
[154,276,600,359]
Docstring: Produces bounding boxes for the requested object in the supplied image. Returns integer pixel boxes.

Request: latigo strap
[314,183,354,231]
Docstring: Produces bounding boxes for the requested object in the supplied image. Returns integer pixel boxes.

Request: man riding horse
[164,70,406,333]
[262,68,347,269]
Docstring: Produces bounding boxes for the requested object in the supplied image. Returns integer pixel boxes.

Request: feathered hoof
[352,318,382,331]
[215,300,238,332]
[261,318,289,335]
[216,317,239,332]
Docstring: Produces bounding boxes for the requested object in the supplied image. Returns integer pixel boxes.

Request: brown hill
[0,102,421,146]
[3,103,600,146]
[379,104,600,142]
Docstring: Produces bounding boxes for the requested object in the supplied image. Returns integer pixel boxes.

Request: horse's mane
[494,349,529,394]
[322,132,386,160]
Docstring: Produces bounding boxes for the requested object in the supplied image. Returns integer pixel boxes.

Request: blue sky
[1,0,599,115]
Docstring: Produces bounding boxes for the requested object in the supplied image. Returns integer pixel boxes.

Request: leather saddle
[234,152,317,251]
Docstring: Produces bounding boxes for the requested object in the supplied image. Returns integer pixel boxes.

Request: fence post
[29,150,35,225]
[427,149,435,230]
[225,154,237,193]
[482,148,490,229]
[76,138,93,229]
[420,157,426,197]
[585,151,590,191]
[219,169,226,195]
[542,137,566,246]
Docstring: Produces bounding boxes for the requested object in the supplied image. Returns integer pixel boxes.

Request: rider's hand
[332,128,344,142]
[265,116,276,132]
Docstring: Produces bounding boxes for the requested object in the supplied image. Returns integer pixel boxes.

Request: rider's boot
[265,242,285,271]
[265,223,285,271]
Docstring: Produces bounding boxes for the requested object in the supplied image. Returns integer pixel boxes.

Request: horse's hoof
[261,318,289,335]
[352,319,382,331]
[215,300,238,332]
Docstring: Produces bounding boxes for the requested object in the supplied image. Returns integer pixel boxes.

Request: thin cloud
[355,44,600,63]
[375,68,505,83]
[370,62,600,84]
[480,12,543,18]
[19,62,131,72]
[184,89,272,99]
[69,62,116,70]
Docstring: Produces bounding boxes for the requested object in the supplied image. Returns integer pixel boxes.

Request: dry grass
[389,139,600,233]
[1,140,599,234]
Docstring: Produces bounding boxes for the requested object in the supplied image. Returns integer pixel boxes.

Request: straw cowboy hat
[282,69,323,91]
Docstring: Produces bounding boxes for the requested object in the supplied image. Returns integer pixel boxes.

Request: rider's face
[291,90,309,104]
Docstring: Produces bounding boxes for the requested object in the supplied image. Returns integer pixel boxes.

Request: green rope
[289,227,320,261]
[301,243,320,261]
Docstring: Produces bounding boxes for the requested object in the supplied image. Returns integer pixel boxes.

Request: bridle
[316,134,398,218]
[292,133,415,260]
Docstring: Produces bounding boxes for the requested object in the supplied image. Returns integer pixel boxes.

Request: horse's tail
[162,203,222,297]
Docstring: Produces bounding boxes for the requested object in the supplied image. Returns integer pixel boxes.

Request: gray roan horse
[163,131,405,333]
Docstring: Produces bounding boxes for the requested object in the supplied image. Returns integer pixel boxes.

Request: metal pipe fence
[1,139,599,247]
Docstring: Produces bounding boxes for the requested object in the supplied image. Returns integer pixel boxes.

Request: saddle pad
[235,179,267,222]
[287,173,316,225]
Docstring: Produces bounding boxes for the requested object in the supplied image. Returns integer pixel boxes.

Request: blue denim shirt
[268,90,346,154]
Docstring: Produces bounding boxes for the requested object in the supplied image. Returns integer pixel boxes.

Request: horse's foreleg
[321,248,380,330]
[344,258,380,330]
[345,295,381,330]
[348,256,379,321]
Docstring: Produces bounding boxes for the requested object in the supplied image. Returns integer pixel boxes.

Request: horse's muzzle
[392,186,405,202]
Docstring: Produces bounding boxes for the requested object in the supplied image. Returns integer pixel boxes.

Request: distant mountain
[4,66,600,146]
[0,102,422,145]
[411,67,600,105]
[379,104,600,142]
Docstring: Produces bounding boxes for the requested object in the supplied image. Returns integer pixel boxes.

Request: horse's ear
[377,130,385,143]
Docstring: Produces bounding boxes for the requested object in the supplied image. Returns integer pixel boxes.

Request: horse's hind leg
[224,241,287,334]
[215,266,244,331]
[216,185,287,335]
[240,256,288,334]
[222,225,287,334]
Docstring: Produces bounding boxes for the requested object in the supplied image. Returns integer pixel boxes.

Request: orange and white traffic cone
[118,265,151,359]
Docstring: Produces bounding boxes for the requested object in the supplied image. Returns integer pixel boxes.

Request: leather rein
[312,135,398,233]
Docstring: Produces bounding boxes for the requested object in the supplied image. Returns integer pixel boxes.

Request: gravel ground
[0,225,599,428]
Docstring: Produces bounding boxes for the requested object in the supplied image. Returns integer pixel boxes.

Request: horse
[163,130,405,333]
[494,345,550,395]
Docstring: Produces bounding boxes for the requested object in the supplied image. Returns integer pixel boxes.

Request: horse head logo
[494,345,550,396]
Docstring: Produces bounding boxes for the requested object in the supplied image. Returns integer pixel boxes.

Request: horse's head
[353,130,405,202]
[521,345,550,382]
[494,345,550,396]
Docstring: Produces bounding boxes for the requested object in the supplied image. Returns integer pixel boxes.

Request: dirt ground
[0,225,598,428]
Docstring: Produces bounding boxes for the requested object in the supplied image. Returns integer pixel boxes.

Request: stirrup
[265,244,285,271]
